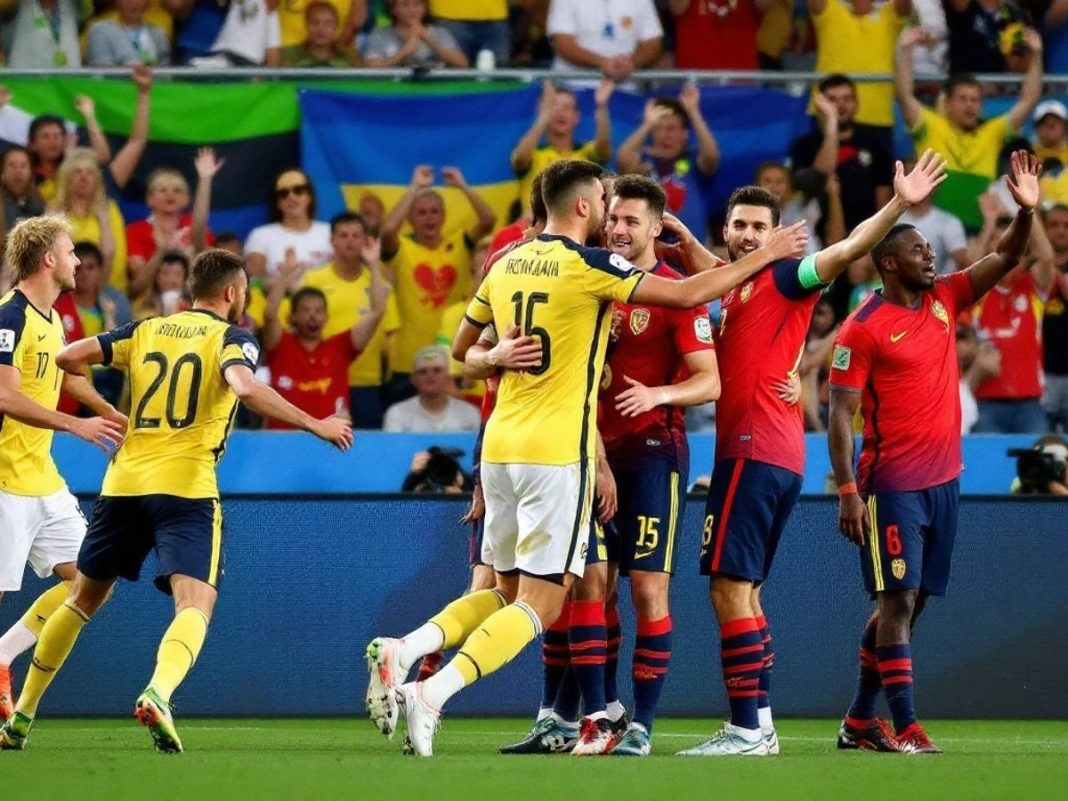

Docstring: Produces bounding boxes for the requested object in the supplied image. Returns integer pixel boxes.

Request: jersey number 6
[511,291,551,376]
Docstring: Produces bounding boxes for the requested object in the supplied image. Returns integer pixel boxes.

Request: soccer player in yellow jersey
[0,249,353,754]
[0,215,127,720]
[365,159,808,756]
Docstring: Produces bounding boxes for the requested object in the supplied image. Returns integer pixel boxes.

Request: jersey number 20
[511,291,551,375]
[134,352,203,429]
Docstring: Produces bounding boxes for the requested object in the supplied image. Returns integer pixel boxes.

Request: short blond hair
[4,214,73,282]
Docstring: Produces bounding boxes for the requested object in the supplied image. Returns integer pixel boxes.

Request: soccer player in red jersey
[829,151,1040,754]
[261,243,388,427]
[679,151,947,757]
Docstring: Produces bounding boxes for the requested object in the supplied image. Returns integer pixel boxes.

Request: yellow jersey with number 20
[97,309,260,500]
[464,234,643,466]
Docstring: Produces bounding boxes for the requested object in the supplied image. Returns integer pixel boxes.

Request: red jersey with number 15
[598,261,714,467]
[715,257,823,475]
[829,271,976,493]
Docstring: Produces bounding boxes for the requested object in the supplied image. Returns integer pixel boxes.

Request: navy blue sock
[632,615,671,732]
[720,617,763,731]
[756,615,773,713]
[846,614,881,723]
[569,600,607,715]
[540,599,570,709]
[877,642,917,733]
[554,667,581,722]
[604,599,621,705]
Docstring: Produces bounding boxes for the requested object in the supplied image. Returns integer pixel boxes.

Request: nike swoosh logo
[37,334,47,341]
[634,550,656,560]
[890,331,908,343]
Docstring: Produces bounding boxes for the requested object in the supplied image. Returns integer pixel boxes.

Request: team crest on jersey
[832,345,851,370]
[694,317,713,343]
[891,558,906,580]
[0,329,13,353]
[629,308,650,335]
[1014,295,1029,313]
[740,282,754,303]
[1049,298,1064,316]
[930,300,949,327]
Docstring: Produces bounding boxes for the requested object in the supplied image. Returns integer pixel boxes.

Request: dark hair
[871,223,917,272]
[611,174,667,218]
[652,97,690,128]
[214,231,241,246]
[304,0,338,21]
[529,171,548,225]
[944,74,981,98]
[73,240,104,265]
[1044,203,1068,220]
[291,286,328,312]
[330,210,366,236]
[817,74,855,94]
[26,115,64,168]
[387,0,427,24]
[725,185,781,227]
[160,250,190,273]
[540,160,605,215]
[189,248,246,300]
[270,168,317,223]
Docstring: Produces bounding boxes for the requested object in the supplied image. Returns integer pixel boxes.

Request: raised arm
[223,363,352,449]
[617,101,671,175]
[351,240,390,351]
[895,27,927,131]
[656,212,727,274]
[75,95,112,165]
[812,150,946,282]
[442,167,496,242]
[512,82,554,174]
[261,256,297,353]
[679,84,719,175]
[828,387,869,545]
[1008,29,1045,132]
[593,80,614,164]
[108,65,152,190]
[632,221,809,307]
[381,165,433,257]
[968,151,1040,298]
[191,147,224,254]
[810,92,840,177]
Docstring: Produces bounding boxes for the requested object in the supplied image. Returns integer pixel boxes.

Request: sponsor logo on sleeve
[832,345,851,371]
[0,329,14,353]
[609,253,637,275]
[242,342,260,365]
[694,317,713,343]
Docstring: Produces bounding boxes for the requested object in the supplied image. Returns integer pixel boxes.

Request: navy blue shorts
[585,517,611,566]
[610,462,687,575]
[79,495,224,595]
[861,479,959,597]
[699,459,802,583]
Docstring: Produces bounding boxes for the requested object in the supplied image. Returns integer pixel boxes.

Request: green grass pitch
[3,718,1066,801]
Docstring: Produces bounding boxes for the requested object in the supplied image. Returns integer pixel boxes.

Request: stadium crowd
[1,0,1067,435]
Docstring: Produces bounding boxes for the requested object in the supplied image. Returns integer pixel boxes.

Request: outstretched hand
[1005,150,1041,211]
[763,221,809,261]
[893,149,947,205]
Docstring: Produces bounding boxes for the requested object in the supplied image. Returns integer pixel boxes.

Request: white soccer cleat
[570,716,616,756]
[365,637,407,740]
[397,682,440,757]
[762,726,780,755]
[676,723,770,756]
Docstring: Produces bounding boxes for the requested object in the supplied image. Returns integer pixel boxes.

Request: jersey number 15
[511,291,551,376]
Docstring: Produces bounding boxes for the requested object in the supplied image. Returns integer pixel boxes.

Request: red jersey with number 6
[829,271,976,493]
[598,261,714,468]
[715,258,823,475]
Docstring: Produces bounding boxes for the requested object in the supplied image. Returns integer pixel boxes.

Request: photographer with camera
[1009,435,1068,495]
[402,446,472,494]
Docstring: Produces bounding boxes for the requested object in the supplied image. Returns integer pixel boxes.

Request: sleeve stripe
[98,334,114,367]
[463,314,489,329]
[220,357,252,376]
[625,273,644,304]
[474,295,491,307]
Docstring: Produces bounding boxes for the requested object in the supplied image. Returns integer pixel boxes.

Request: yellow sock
[20,582,72,637]
[453,602,542,686]
[428,589,505,650]
[17,601,89,717]
[149,608,209,702]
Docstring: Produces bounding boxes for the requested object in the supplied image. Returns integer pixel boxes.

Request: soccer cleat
[837,717,901,752]
[134,688,183,754]
[611,724,651,757]
[570,716,615,756]
[0,711,33,750]
[396,682,439,757]
[365,637,407,740]
[897,723,942,754]
[0,665,13,722]
[499,716,579,754]
[608,708,629,741]
[676,723,769,756]
[762,726,780,755]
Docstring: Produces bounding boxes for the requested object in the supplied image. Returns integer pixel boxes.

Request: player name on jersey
[503,257,561,277]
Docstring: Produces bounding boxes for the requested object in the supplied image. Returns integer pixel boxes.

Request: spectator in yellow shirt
[427,0,510,65]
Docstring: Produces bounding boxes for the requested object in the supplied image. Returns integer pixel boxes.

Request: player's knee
[571,564,606,601]
[630,573,669,619]
[709,575,752,621]
[877,589,917,631]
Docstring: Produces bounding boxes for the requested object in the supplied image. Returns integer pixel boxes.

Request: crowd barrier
[0,496,1062,718]
[53,431,1042,495]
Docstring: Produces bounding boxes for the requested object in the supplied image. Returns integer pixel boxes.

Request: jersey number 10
[511,291,551,376]
[134,352,203,429]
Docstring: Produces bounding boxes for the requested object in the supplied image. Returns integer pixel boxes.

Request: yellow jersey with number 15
[0,289,67,497]
[464,234,643,466]
[97,309,260,500]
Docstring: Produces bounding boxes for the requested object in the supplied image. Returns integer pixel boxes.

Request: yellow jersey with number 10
[464,234,643,466]
[97,309,260,500]
[0,289,67,497]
